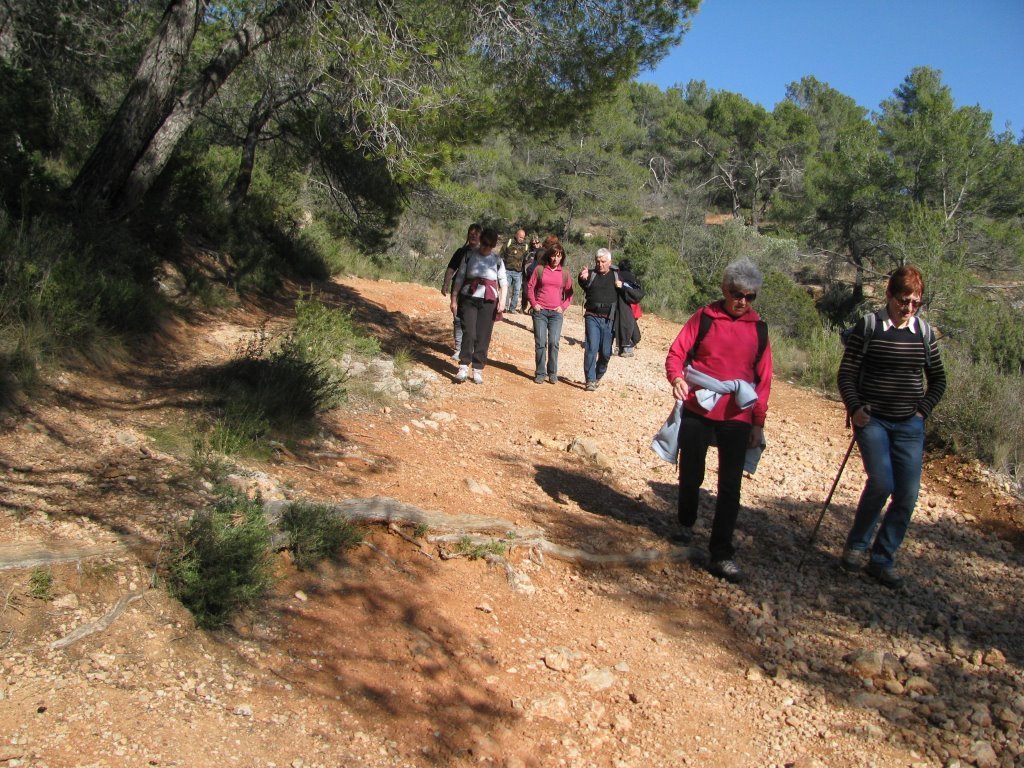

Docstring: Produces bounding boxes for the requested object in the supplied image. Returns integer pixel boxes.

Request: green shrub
[0,211,160,400]
[454,536,508,560]
[928,348,1024,483]
[215,328,346,431]
[279,502,364,570]
[756,271,821,343]
[28,567,54,601]
[165,492,274,629]
[772,324,844,395]
[294,297,381,359]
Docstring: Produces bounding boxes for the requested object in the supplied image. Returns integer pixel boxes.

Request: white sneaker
[471,369,484,385]
[455,365,469,382]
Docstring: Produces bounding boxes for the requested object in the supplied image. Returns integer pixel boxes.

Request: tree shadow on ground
[247,541,536,764]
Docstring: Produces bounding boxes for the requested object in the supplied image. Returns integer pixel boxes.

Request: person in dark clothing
[613,259,644,357]
[836,265,946,589]
[441,223,481,360]
[578,248,619,391]
[500,228,529,314]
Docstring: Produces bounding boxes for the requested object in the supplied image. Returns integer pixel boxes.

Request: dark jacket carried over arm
[613,268,644,348]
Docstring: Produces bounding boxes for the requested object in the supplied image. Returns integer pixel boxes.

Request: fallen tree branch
[49,590,148,650]
[387,522,435,559]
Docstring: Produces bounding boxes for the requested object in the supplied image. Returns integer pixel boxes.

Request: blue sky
[636,0,1024,135]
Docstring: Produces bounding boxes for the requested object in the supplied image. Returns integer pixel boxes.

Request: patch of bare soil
[1,275,1022,768]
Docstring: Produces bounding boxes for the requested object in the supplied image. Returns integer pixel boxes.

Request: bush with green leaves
[772,323,846,394]
[165,492,274,629]
[927,348,1024,483]
[28,567,54,601]
[756,271,821,344]
[279,502,364,570]
[213,326,346,436]
[294,297,381,359]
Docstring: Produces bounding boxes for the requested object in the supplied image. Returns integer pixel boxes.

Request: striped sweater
[837,314,946,420]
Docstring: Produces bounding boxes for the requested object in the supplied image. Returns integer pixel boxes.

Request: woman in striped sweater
[837,266,946,589]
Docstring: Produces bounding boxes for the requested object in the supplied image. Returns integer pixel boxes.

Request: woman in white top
[450,227,507,384]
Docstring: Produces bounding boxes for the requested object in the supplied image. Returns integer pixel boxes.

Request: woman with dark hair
[450,228,507,385]
[526,241,573,384]
[664,257,772,583]
[837,265,946,589]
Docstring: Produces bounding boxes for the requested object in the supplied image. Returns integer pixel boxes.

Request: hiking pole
[797,434,857,570]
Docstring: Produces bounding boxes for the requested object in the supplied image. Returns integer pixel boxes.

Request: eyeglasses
[895,296,922,308]
[729,289,757,302]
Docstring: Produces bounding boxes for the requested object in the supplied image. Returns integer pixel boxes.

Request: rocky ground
[0,274,1022,768]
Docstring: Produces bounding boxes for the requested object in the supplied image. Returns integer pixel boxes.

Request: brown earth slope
[1,275,1022,768]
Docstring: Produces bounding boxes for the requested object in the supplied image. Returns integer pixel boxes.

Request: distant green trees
[2,2,1022,480]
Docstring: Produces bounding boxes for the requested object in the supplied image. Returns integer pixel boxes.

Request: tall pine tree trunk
[70,0,205,212]
[118,6,299,215]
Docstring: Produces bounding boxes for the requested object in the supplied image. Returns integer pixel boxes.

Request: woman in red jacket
[664,258,772,583]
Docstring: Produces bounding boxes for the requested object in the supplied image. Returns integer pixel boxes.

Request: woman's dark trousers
[458,297,497,370]
[677,409,752,562]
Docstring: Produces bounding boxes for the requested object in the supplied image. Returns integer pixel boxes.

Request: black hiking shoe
[864,562,904,590]
[669,526,693,545]
[708,559,745,584]
[840,547,865,573]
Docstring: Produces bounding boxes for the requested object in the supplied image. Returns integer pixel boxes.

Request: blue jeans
[505,270,523,312]
[532,309,564,376]
[584,314,613,383]
[846,414,925,568]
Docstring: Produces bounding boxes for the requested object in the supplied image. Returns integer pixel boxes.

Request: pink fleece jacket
[665,301,772,426]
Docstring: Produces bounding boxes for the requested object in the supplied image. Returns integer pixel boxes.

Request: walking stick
[797,434,857,570]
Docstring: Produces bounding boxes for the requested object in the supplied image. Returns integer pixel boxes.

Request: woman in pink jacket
[526,240,573,384]
[664,258,772,583]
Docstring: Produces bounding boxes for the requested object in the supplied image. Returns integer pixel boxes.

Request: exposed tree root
[49,590,148,650]
[265,496,697,569]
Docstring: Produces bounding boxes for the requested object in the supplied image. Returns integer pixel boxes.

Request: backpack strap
[917,317,933,369]
[684,310,714,369]
[860,312,877,357]
[753,320,768,378]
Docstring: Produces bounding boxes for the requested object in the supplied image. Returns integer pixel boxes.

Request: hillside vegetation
[1,2,1022,484]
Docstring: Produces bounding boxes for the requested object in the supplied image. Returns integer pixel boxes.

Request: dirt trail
[0,275,1021,768]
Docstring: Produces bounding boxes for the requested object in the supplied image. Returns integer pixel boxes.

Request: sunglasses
[728,289,757,302]
[895,296,922,308]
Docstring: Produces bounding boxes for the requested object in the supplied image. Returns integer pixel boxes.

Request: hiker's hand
[579,266,589,280]
[748,424,764,449]
[851,406,871,428]
[450,299,458,315]
[671,376,688,400]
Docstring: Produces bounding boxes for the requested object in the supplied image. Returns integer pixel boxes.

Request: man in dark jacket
[578,248,619,391]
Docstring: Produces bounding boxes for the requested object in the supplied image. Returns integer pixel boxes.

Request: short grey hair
[722,258,763,292]
[596,248,612,262]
